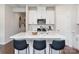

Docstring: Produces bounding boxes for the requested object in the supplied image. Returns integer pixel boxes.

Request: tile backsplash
[28,24,55,32]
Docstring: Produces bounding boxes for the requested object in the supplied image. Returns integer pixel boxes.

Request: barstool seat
[13,40,29,54]
[49,40,65,54]
[33,40,46,54]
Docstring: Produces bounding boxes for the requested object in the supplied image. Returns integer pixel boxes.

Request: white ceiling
[8,4,26,8]
[7,4,76,8]
[8,4,56,8]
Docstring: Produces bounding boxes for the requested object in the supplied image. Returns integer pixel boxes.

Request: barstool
[13,40,29,54]
[49,40,65,54]
[33,40,46,54]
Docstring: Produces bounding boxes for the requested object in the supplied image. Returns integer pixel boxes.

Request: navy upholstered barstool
[49,40,65,54]
[13,40,29,54]
[33,40,46,54]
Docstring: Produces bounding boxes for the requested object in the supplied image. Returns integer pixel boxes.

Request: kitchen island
[10,32,66,54]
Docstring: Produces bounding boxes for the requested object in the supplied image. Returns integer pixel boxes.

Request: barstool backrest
[33,40,46,50]
[13,40,27,50]
[52,40,65,50]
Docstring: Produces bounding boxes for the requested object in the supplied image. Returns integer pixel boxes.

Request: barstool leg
[59,50,61,54]
[44,49,46,54]
[51,49,52,54]
[26,49,27,54]
[49,47,50,54]
[18,50,20,54]
[28,46,30,54]
[33,49,35,54]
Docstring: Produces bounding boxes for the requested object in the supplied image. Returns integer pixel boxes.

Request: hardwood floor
[0,41,79,54]
[61,46,79,54]
[0,41,14,54]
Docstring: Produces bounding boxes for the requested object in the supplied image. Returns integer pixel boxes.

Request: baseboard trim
[0,39,13,45]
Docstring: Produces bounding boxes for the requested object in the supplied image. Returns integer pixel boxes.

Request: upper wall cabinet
[28,6,55,24]
[28,7,37,24]
[46,7,55,24]
[37,6,46,19]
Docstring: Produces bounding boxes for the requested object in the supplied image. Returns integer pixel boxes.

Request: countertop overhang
[10,32,66,40]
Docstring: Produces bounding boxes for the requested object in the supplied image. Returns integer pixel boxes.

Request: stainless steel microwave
[37,19,46,25]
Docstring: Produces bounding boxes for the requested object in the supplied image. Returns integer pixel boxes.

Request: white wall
[13,8,26,12]
[0,5,5,44]
[26,5,29,32]
[0,4,20,44]
[5,5,20,44]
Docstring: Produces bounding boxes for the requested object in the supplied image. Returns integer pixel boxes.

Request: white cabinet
[76,6,79,24]
[28,6,55,24]
[56,5,76,47]
[46,9,55,24]
[75,35,79,49]
[37,7,41,19]
[41,7,46,19]
[37,7,46,19]
[29,6,46,24]
[28,9,37,24]
[37,6,55,24]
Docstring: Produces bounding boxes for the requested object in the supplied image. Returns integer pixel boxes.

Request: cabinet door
[41,7,46,19]
[56,5,76,47]
[77,6,79,24]
[46,10,55,24]
[37,7,42,19]
[74,37,79,49]
[37,7,46,19]
[29,10,37,24]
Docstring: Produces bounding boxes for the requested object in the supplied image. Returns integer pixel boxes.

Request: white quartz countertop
[10,32,66,40]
